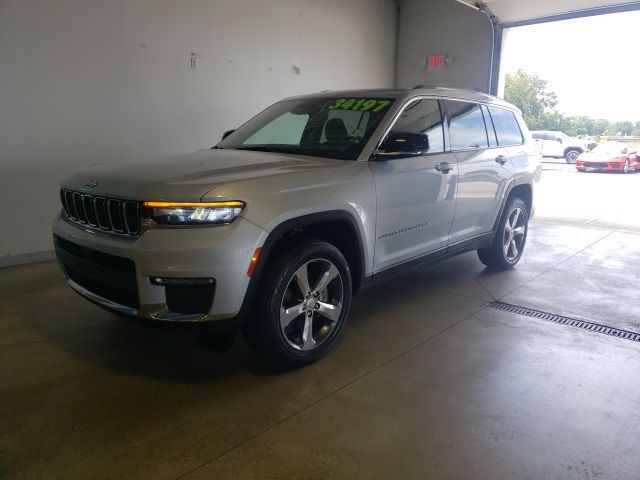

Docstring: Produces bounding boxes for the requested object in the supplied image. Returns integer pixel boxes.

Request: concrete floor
[2,220,640,479]
[536,161,640,231]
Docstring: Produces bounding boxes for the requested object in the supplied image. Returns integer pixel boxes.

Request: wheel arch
[491,181,533,235]
[564,146,583,157]
[244,210,366,315]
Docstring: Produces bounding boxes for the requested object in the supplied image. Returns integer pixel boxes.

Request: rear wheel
[243,240,352,368]
[478,198,529,270]
[565,149,581,164]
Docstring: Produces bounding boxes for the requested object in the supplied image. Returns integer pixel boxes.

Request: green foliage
[504,70,558,128]
[503,70,638,138]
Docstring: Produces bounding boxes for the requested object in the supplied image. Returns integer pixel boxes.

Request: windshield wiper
[235,146,288,154]
[211,145,224,149]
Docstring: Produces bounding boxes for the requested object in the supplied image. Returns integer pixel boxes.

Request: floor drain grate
[489,302,640,343]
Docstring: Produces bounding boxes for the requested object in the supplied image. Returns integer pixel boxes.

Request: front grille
[60,188,140,236]
[54,235,139,309]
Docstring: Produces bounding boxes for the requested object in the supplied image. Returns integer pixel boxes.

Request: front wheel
[478,198,529,270]
[243,240,352,368]
[565,149,581,164]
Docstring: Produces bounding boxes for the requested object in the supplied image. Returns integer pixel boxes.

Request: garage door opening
[497,10,640,230]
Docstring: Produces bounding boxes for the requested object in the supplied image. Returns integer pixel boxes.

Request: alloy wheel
[279,259,344,351]
[566,150,579,163]
[503,207,527,262]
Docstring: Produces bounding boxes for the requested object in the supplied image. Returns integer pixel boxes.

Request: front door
[371,98,457,272]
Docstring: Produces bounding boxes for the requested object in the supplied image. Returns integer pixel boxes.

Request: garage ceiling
[457,0,640,25]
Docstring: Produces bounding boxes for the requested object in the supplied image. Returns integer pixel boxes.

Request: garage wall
[396,0,493,92]
[0,0,397,265]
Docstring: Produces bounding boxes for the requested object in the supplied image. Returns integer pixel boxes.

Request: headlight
[143,201,244,225]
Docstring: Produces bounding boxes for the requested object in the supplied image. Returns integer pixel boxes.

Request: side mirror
[375,132,429,159]
[221,129,236,140]
[556,137,563,143]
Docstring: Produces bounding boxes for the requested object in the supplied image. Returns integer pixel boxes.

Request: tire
[242,239,352,368]
[564,149,581,164]
[478,197,529,270]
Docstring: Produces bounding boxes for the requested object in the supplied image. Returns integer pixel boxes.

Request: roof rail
[412,84,495,98]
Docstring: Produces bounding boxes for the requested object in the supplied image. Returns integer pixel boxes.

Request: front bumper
[576,162,626,172]
[52,213,266,323]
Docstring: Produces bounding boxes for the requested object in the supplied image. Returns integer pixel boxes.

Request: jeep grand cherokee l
[53,87,539,368]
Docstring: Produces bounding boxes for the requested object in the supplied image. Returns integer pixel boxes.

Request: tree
[504,70,558,128]
[604,121,634,136]
[503,70,638,138]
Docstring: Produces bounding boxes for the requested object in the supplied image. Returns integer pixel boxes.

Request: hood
[61,149,344,201]
[579,151,622,162]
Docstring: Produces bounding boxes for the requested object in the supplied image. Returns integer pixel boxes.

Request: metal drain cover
[489,302,640,343]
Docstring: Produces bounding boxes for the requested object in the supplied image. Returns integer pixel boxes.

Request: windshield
[592,143,627,155]
[217,96,396,160]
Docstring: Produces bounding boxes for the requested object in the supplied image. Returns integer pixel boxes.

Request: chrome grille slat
[59,188,140,237]
[122,203,129,233]
[107,199,124,232]
[123,201,139,235]
[73,193,86,223]
[65,191,77,219]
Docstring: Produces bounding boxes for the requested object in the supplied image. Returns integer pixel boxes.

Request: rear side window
[532,132,544,140]
[488,107,523,146]
[446,101,488,150]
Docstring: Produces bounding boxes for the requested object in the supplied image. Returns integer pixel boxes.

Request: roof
[291,86,520,113]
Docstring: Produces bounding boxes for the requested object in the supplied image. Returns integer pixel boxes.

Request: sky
[500,10,640,122]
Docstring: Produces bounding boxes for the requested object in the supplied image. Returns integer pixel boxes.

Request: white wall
[0,0,396,265]
[396,0,492,92]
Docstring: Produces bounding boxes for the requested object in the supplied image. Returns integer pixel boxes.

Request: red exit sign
[428,54,446,69]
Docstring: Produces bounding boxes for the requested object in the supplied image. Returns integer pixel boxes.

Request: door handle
[435,162,454,174]
[495,155,508,165]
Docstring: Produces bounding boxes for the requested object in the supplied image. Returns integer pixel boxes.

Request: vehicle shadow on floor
[8,256,491,381]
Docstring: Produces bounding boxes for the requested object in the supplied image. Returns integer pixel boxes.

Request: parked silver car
[53,87,540,367]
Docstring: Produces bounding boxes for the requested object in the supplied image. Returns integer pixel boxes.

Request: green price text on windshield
[326,98,392,113]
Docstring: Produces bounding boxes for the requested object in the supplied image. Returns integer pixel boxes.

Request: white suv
[531,130,593,164]
[53,87,540,367]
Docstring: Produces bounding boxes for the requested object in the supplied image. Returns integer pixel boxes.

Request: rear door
[446,100,515,245]
[371,98,457,272]
[486,105,529,172]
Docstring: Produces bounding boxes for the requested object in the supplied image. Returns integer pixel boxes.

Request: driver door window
[383,99,445,153]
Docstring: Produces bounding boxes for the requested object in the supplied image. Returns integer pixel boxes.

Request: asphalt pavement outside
[535,158,640,231]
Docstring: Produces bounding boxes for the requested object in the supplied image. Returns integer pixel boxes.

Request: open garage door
[490,1,640,329]
[484,0,640,26]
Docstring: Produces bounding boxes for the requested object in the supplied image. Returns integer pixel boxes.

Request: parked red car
[575,143,639,173]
